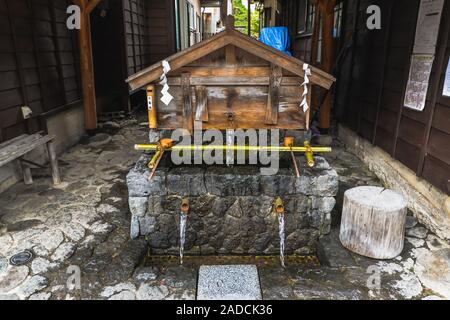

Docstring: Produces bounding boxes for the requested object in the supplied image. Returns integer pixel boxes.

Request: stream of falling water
[278,213,286,268]
[179,212,187,265]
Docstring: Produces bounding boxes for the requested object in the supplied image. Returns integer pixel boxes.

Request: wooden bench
[0,132,61,185]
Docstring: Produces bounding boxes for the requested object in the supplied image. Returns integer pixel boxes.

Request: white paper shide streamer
[159,60,173,106]
[300,63,312,113]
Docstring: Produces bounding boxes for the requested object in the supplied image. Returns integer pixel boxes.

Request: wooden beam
[127,32,229,91]
[165,76,301,86]
[75,0,98,130]
[265,64,282,125]
[86,0,102,14]
[228,30,335,89]
[181,73,194,134]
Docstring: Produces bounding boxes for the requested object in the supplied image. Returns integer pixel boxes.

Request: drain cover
[9,250,34,266]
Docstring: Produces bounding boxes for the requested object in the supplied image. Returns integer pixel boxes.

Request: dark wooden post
[317,0,336,132]
[247,0,251,36]
[73,0,102,131]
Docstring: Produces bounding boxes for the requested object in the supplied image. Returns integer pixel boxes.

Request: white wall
[203,7,222,34]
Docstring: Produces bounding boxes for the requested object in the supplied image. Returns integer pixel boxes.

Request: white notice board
[443,58,450,97]
[404,55,434,111]
[413,0,445,55]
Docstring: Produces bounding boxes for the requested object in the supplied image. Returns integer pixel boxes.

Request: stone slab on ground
[197,265,262,300]
[316,229,355,267]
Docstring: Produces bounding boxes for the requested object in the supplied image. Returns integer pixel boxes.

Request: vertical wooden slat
[28,0,49,113]
[50,0,68,104]
[181,72,193,134]
[416,1,450,176]
[128,0,138,74]
[135,0,144,71]
[265,64,282,125]
[391,1,421,157]
[195,86,208,122]
[310,4,321,65]
[318,0,336,131]
[372,1,394,144]
[342,0,360,129]
[225,45,236,66]
[5,0,29,108]
[68,0,82,100]
[5,0,31,134]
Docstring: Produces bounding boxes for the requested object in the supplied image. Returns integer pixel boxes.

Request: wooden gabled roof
[126,23,336,92]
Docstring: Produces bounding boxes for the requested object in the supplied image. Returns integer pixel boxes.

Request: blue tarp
[259,27,292,56]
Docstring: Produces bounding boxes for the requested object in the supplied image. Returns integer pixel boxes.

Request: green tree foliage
[233,0,260,38]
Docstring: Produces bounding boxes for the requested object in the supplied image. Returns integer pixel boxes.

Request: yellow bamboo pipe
[274,197,285,215]
[181,198,190,214]
[149,148,163,169]
[304,141,315,167]
[135,144,332,153]
[146,85,157,129]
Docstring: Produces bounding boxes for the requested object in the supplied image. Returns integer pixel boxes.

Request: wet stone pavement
[0,122,449,300]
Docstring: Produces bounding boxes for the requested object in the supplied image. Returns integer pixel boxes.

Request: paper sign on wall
[413,0,445,55]
[404,0,444,111]
[404,55,434,111]
[443,58,450,97]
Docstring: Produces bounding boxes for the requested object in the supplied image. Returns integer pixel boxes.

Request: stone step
[197,265,262,300]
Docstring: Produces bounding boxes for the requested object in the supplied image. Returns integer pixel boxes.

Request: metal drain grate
[9,250,34,266]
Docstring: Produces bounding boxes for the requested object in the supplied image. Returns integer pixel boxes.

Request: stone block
[166,167,206,196]
[129,197,148,217]
[197,265,262,300]
[126,163,167,197]
[205,167,261,196]
[260,169,297,196]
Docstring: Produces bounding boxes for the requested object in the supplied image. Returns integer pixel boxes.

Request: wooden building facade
[274,0,450,195]
[0,0,184,143]
[0,0,81,142]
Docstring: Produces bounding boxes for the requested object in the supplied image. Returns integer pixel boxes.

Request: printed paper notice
[404,55,434,111]
[443,58,450,97]
[413,0,445,55]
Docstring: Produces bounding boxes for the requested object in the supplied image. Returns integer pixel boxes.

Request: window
[333,1,344,38]
[174,0,181,51]
[297,0,315,35]
[188,2,196,30]
[186,1,197,47]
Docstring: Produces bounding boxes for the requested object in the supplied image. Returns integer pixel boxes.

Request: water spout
[278,214,286,268]
[274,198,286,268]
[179,198,189,265]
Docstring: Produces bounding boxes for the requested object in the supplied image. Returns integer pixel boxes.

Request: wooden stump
[339,186,407,259]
